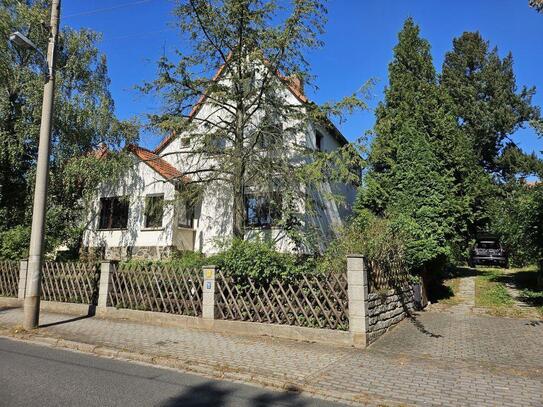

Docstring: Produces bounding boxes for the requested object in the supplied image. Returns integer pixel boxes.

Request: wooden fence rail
[215,270,349,330]
[41,262,100,304]
[0,261,19,298]
[108,263,203,317]
[367,259,410,292]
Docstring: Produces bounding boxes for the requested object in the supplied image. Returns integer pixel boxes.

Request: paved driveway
[372,309,543,370]
[310,309,543,406]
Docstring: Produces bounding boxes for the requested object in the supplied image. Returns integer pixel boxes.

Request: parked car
[469,235,508,268]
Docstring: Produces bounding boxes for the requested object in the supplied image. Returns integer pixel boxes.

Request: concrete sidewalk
[0,304,542,407]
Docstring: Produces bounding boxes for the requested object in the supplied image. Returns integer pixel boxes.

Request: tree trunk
[232,175,245,239]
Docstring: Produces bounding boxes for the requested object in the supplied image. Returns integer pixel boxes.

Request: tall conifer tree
[440,32,542,251]
[358,18,460,272]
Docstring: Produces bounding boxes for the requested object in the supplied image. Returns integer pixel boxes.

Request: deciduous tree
[0,0,136,258]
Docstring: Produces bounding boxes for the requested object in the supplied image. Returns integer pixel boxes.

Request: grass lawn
[436,275,462,306]
[475,266,542,318]
[428,266,472,307]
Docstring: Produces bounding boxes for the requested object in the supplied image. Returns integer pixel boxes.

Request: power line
[103,28,175,42]
[63,0,155,19]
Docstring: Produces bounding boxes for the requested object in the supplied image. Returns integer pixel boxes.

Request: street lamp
[9,31,50,78]
[9,31,37,49]
[9,0,62,330]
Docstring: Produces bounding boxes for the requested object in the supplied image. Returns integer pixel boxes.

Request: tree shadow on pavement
[427,266,483,304]
[159,382,311,407]
[386,273,443,339]
[0,306,20,314]
[38,305,96,328]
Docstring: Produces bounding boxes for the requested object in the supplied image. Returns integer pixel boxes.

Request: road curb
[0,326,401,406]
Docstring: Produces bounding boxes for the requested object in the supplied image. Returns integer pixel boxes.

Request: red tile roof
[127,144,187,182]
[90,143,109,159]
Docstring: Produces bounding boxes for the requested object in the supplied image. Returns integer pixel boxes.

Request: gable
[153,60,347,154]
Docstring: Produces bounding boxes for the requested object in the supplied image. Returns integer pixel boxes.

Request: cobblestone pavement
[449,275,475,313]
[0,305,542,407]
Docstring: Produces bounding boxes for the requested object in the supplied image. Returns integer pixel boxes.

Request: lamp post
[9,0,61,330]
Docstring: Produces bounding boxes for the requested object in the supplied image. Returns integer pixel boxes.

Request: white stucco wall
[82,158,177,256]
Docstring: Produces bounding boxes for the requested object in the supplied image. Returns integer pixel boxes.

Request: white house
[81,65,357,260]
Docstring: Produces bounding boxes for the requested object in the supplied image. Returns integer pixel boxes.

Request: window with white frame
[244,192,282,227]
[177,200,194,228]
[144,194,164,228]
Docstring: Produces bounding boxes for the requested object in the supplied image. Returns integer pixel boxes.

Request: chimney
[288,74,304,97]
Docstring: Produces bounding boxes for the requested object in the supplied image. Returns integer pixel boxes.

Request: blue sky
[61,0,543,156]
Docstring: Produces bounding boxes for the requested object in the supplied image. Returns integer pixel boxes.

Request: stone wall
[366,285,415,343]
[81,246,177,261]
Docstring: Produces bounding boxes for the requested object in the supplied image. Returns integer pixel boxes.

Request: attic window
[258,114,283,149]
[316,131,323,151]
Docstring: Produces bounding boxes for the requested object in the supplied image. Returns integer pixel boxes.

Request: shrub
[318,210,406,277]
[0,225,31,260]
[119,241,314,283]
[212,239,314,283]
[488,183,543,267]
[119,250,207,270]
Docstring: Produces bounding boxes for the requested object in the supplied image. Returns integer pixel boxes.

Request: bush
[488,183,543,267]
[120,250,207,269]
[212,239,314,283]
[119,241,314,283]
[318,210,406,277]
[0,225,31,260]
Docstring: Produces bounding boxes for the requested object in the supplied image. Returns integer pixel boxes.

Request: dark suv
[469,235,508,268]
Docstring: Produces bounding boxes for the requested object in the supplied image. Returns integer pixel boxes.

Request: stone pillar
[98,260,116,308]
[18,260,28,300]
[347,254,369,347]
[202,265,216,320]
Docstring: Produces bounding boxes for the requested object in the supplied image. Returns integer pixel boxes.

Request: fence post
[98,260,115,309]
[18,259,28,300]
[202,265,216,320]
[347,254,369,347]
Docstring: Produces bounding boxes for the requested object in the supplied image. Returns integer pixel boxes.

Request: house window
[178,200,194,228]
[99,197,129,230]
[205,135,226,152]
[257,114,282,149]
[244,192,282,227]
[315,131,323,151]
[144,195,164,228]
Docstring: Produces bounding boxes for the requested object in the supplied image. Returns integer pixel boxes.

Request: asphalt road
[0,337,347,407]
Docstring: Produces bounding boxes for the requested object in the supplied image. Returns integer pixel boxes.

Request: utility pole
[23,0,61,330]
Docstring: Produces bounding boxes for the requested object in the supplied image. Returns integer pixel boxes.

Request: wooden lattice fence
[367,259,410,293]
[41,262,100,304]
[0,260,19,298]
[215,270,349,330]
[108,263,203,317]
